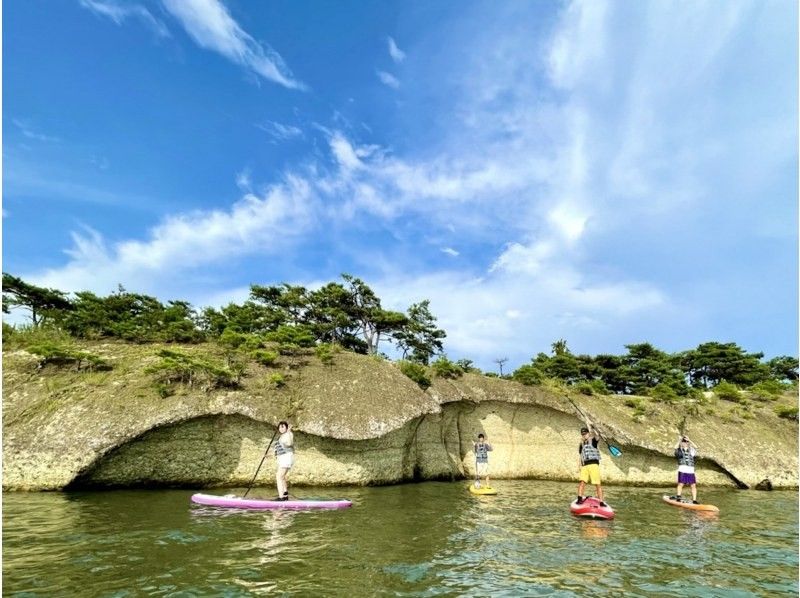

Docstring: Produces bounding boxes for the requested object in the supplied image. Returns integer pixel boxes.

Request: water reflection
[579,519,611,540]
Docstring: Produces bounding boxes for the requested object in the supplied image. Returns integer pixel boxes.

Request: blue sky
[3,0,798,370]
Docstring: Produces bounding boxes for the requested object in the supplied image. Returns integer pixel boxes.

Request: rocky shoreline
[3,343,797,491]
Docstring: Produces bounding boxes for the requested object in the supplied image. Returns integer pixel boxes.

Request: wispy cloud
[441,247,459,257]
[30,174,316,293]
[79,0,169,37]
[256,120,303,142]
[376,70,400,89]
[161,0,306,90]
[387,37,406,63]
[4,152,157,209]
[12,119,60,143]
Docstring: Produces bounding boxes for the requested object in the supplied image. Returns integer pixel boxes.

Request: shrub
[456,359,480,374]
[145,349,240,393]
[748,380,783,401]
[399,360,431,389]
[542,377,569,392]
[251,349,279,367]
[649,383,680,404]
[315,343,339,366]
[218,328,247,350]
[265,325,315,348]
[155,382,174,398]
[714,381,743,402]
[775,405,798,421]
[5,324,72,349]
[241,334,267,351]
[624,397,642,409]
[512,364,544,386]
[269,373,286,388]
[576,379,608,396]
[432,355,463,379]
[27,342,111,372]
[484,372,499,378]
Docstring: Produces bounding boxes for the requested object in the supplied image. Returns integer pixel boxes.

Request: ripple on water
[2,482,798,596]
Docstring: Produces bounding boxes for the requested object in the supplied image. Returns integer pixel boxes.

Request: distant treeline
[509,339,797,400]
[3,272,797,398]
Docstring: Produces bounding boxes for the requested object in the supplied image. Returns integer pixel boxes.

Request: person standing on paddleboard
[576,425,607,507]
[473,434,493,488]
[274,421,294,501]
[672,436,699,504]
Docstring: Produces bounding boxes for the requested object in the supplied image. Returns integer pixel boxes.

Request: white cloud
[161,0,306,90]
[371,267,665,368]
[441,247,459,257]
[30,174,316,293]
[256,120,303,142]
[79,0,170,37]
[329,133,364,172]
[235,168,252,191]
[376,70,400,89]
[12,119,60,143]
[387,37,406,63]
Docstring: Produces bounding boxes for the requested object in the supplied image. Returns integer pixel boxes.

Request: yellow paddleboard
[468,484,497,495]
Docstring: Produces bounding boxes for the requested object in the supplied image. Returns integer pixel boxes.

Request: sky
[3,0,798,371]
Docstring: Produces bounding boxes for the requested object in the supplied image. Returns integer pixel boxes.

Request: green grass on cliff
[3,335,797,441]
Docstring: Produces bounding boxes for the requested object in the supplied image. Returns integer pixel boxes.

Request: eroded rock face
[3,345,797,490]
[71,402,774,491]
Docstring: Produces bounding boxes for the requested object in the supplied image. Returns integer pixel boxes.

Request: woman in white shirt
[274,421,294,501]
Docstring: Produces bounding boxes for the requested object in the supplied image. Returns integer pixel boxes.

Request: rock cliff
[3,342,797,491]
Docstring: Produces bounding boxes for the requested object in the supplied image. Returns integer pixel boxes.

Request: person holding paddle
[274,421,294,501]
[472,434,493,488]
[672,435,699,504]
[576,423,607,507]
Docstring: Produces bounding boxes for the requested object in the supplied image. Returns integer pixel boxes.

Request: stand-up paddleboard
[468,484,497,495]
[662,495,719,512]
[191,493,352,510]
[570,496,615,519]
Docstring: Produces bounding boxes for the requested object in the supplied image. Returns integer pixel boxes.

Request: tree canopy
[3,272,795,394]
[514,339,795,395]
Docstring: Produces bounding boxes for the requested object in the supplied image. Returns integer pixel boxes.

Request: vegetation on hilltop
[3,273,797,410]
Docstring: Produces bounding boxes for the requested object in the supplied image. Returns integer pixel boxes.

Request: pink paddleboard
[191,493,352,510]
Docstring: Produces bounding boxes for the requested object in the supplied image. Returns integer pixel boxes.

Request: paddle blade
[608,444,622,457]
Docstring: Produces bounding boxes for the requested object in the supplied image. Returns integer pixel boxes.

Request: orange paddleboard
[662,495,719,512]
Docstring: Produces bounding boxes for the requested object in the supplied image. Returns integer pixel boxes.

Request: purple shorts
[678,472,697,485]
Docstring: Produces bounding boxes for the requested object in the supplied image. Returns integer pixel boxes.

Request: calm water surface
[3,481,797,596]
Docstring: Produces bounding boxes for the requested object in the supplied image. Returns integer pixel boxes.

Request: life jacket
[580,440,601,464]
[475,443,491,463]
[675,447,694,467]
[275,434,294,456]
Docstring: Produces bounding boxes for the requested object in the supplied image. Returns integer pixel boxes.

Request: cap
[580,427,590,434]
[681,436,689,442]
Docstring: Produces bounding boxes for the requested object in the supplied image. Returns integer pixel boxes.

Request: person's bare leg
[277,468,288,497]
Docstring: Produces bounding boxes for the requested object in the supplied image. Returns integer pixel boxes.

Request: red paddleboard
[570,496,615,520]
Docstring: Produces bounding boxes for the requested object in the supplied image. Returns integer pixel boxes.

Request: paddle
[242,427,279,498]
[473,439,480,488]
[565,396,622,457]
